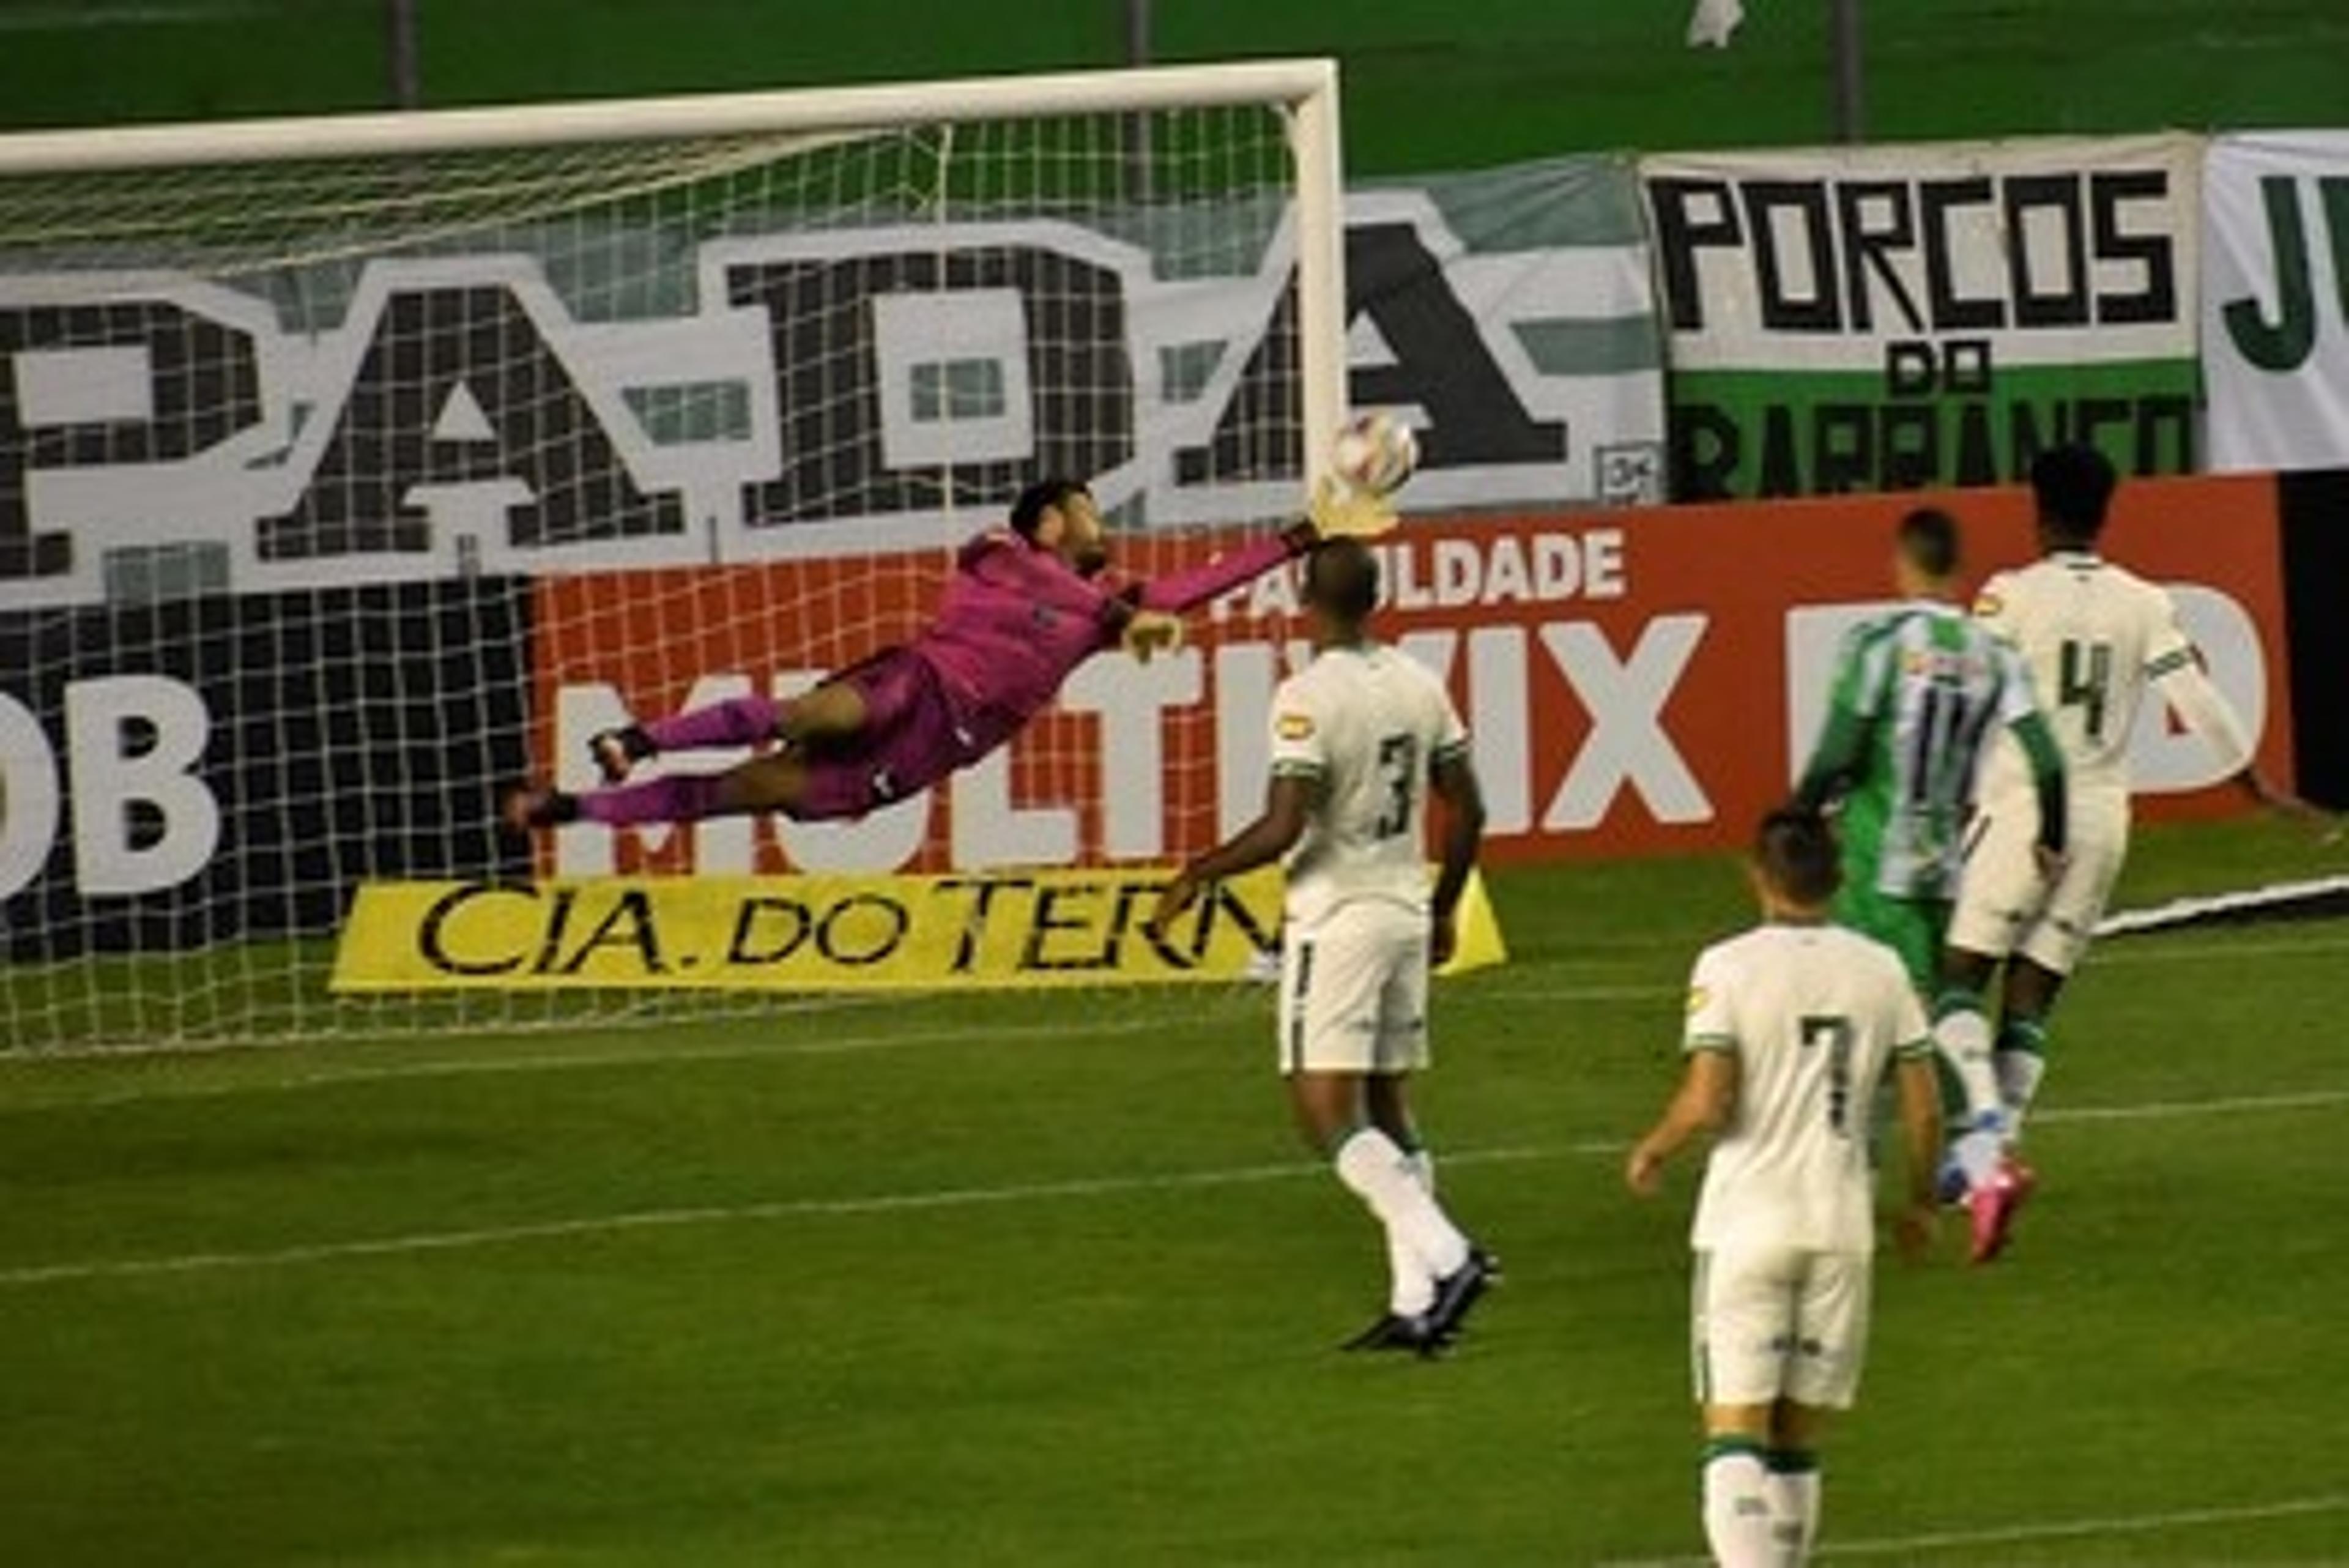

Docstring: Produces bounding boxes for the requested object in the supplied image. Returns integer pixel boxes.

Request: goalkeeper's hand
[1305,474,1399,541]
[1121,609,1184,663]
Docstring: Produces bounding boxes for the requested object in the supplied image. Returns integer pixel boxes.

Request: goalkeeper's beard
[1073,543,1110,577]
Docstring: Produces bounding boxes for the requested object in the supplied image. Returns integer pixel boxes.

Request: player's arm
[1625,1048,1738,1195]
[1891,1049,1944,1258]
[1885,975,1942,1257]
[2147,620,2332,827]
[1627,956,1739,1195]
[1791,630,1877,813]
[1146,772,1318,934]
[1130,521,1318,619]
[2151,649,2295,809]
[2009,710,2069,862]
[1427,743,1487,969]
[1130,481,1398,620]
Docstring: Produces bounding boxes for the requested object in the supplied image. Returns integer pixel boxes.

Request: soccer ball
[1330,412,1419,496]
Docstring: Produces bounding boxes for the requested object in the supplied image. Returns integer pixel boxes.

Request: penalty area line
[3,1088,2347,1289]
[0,1142,1571,1290]
[1599,1490,2349,1564]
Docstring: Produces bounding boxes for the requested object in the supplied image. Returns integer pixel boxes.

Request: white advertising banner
[2204,132,2349,472]
[1642,134,2203,499]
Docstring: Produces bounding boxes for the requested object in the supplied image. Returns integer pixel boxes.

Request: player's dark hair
[1895,506,1961,579]
[2030,444,2117,544]
[1303,537,1379,623]
[1009,478,1089,540]
[1754,806,1841,907]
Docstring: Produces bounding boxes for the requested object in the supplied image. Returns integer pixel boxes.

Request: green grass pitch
[2,814,2345,1564]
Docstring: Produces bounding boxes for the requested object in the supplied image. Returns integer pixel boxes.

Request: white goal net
[0,62,1345,1048]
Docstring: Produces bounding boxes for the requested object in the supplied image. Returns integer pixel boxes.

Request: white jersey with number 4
[1684,923,1931,1255]
[1972,550,2199,803]
[1267,642,1469,929]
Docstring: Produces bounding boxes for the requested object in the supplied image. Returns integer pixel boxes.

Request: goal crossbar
[0,59,1339,173]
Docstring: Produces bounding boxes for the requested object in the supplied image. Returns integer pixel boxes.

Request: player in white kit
[1149,538,1495,1356]
[1628,809,1942,1568]
[1937,444,2312,1260]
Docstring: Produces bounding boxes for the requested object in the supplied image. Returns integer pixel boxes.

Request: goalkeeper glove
[1305,474,1399,541]
[1121,609,1185,663]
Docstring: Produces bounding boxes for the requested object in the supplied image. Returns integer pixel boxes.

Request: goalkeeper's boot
[1340,1312,1436,1354]
[589,725,656,784]
[1967,1154,2038,1265]
[501,784,579,834]
[1423,1246,1501,1353]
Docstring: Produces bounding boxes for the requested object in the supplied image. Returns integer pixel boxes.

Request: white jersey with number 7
[1684,923,1932,1255]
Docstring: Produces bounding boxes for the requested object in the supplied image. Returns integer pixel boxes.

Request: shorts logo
[1686,984,1710,1015]
[1972,590,2005,618]
[1276,712,1315,741]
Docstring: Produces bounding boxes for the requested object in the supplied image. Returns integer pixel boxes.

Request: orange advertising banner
[532,473,2293,875]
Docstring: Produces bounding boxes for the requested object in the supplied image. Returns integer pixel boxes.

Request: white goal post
[0,60,1348,1047]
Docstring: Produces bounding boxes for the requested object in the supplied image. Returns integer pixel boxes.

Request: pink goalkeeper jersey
[913,526,1298,754]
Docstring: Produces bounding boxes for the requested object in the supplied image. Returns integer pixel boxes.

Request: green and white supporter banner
[1641,136,2202,500]
[2204,133,2349,473]
[1346,157,1666,508]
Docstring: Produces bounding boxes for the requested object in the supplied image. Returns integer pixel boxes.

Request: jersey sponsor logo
[1899,647,1988,681]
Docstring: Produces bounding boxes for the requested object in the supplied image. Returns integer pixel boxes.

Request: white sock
[1701,1446,1776,1568]
[1929,1005,2002,1124]
[1387,1149,1438,1315]
[1764,1454,1820,1566]
[1997,1047,2047,1126]
[1950,1112,2011,1193]
[1333,1128,1469,1282]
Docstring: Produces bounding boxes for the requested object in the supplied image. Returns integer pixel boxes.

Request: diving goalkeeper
[503,477,1390,831]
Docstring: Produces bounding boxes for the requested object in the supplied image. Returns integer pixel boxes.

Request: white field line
[3,1088,2345,1290]
[1600,1490,2349,1565]
[0,1142,1572,1288]
[0,1011,1192,1111]
[9,924,2343,1112]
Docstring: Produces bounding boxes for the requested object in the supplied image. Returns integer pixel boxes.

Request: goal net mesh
[0,84,1324,1047]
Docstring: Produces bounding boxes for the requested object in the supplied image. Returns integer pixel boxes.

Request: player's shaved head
[2030,444,2117,545]
[1894,507,1961,581]
[1010,477,1090,540]
[1753,806,1841,908]
[1304,537,1379,624]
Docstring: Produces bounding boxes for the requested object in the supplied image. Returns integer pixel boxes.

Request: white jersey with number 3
[1267,642,1469,929]
[1972,550,2197,801]
[1685,923,1930,1255]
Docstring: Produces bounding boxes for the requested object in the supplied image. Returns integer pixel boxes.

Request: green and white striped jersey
[1800,601,2043,901]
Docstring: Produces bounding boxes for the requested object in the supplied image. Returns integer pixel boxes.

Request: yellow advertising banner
[333,866,1287,992]
[332,867,1507,993]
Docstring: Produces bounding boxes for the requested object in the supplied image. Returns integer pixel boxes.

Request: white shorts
[1278,899,1430,1076]
[1692,1244,1872,1410]
[1947,789,2129,976]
